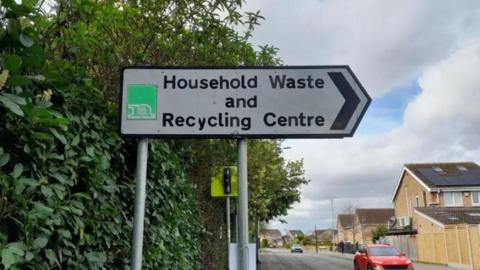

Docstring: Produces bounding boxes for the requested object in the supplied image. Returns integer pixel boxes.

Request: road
[259,249,353,270]
[259,248,456,270]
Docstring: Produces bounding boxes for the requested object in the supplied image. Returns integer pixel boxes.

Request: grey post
[131,139,149,270]
[237,139,248,270]
[331,199,335,250]
[226,196,231,268]
[226,197,231,244]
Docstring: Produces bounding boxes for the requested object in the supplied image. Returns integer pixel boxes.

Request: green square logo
[127,84,157,120]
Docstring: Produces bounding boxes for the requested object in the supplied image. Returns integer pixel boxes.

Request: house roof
[392,162,480,202]
[415,207,480,225]
[288,230,304,236]
[356,208,394,225]
[310,229,337,236]
[405,162,480,187]
[337,214,355,228]
[260,229,282,238]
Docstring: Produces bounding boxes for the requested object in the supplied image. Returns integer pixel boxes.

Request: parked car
[290,244,304,253]
[354,244,414,270]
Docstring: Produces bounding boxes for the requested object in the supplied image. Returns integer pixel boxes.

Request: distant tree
[261,239,269,248]
[342,202,360,214]
[341,202,360,243]
[372,225,389,243]
[249,140,309,223]
[295,235,313,246]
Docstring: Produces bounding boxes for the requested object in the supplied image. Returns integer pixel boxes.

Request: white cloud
[275,42,480,232]
[244,0,480,96]
[240,0,480,233]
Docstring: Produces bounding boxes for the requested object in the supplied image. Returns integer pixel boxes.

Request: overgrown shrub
[0,1,200,269]
[261,239,268,248]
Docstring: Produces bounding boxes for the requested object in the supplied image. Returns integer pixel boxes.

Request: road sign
[211,166,238,197]
[120,66,370,138]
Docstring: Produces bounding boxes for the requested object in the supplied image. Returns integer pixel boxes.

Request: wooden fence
[416,225,480,270]
[380,235,417,261]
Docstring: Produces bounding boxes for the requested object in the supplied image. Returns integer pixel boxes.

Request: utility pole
[331,199,335,251]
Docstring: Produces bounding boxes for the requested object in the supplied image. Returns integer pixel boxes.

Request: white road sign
[120,66,370,138]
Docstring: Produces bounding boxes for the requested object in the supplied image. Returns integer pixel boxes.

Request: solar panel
[417,168,480,186]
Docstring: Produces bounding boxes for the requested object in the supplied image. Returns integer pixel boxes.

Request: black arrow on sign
[328,72,361,130]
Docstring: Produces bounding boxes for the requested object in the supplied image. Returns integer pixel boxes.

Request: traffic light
[223,167,231,194]
[211,166,237,197]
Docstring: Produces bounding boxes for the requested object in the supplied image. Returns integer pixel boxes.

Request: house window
[472,191,480,206]
[444,192,463,207]
[415,196,420,207]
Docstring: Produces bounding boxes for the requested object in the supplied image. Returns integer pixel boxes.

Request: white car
[290,244,304,253]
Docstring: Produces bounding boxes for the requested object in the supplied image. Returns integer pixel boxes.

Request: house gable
[337,214,354,229]
[392,168,431,203]
[393,170,432,219]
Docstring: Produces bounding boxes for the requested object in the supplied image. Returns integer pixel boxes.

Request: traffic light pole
[131,139,149,270]
[237,139,248,270]
[226,197,231,244]
[226,196,231,269]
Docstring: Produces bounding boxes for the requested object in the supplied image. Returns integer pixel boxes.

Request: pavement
[258,248,456,270]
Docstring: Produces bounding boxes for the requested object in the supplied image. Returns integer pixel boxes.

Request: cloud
[272,42,480,232]
[244,0,480,96]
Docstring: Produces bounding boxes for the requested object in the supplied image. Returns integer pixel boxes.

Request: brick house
[259,229,283,247]
[286,230,304,243]
[355,208,394,245]
[389,162,480,269]
[309,229,337,244]
[337,214,356,243]
[391,162,480,233]
[337,209,393,245]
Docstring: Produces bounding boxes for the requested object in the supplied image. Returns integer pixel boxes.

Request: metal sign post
[237,139,248,270]
[131,139,149,270]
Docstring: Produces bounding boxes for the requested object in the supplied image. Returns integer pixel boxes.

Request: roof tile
[416,207,480,225]
[405,162,480,188]
[356,208,394,225]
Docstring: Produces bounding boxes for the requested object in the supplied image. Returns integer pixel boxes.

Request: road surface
[259,249,353,270]
[259,248,455,270]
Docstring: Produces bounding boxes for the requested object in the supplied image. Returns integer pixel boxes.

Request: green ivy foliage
[0,1,200,269]
[36,0,281,101]
[1,0,289,268]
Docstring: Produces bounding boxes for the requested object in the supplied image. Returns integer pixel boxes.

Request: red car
[354,244,414,270]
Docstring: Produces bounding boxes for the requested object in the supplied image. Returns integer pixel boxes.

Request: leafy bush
[372,225,389,243]
[295,235,313,246]
[261,239,268,248]
[0,1,200,269]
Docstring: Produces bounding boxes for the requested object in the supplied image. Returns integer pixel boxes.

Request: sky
[242,0,480,234]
